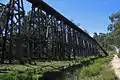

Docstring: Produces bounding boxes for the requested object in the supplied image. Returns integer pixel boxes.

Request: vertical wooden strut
[1,0,25,63]
[0,0,108,63]
[27,0,108,60]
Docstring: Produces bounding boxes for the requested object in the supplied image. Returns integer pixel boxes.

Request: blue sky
[1,0,120,36]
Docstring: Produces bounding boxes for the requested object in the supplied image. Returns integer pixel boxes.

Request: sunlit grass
[75,55,116,80]
[0,58,85,80]
[0,56,112,80]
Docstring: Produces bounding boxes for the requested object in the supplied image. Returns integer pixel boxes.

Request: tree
[108,24,114,31]
[93,32,98,40]
[108,11,120,31]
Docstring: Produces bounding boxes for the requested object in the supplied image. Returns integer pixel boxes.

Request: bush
[0,71,41,80]
[118,52,120,58]
[101,69,116,80]
[76,56,115,80]
[79,63,104,77]
[0,71,18,80]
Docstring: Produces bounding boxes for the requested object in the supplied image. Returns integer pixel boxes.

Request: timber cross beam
[0,0,108,64]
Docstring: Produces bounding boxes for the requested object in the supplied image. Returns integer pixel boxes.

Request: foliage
[0,71,42,80]
[93,10,120,53]
[0,56,115,80]
[93,32,114,52]
[117,52,120,58]
[0,56,99,80]
[109,11,120,31]
[79,63,103,77]
[76,56,116,80]
[0,59,82,80]
[101,69,116,80]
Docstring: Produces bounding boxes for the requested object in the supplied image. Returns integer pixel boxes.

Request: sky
[1,0,120,36]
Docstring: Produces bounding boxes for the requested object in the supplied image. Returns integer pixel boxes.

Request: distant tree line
[93,10,120,52]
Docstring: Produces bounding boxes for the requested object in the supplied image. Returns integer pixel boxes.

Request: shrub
[76,56,114,80]
[118,52,120,58]
[0,71,40,80]
[0,71,19,80]
[79,63,104,77]
[101,69,116,80]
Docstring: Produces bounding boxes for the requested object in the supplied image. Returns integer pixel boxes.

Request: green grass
[0,56,114,80]
[0,57,92,80]
[0,71,42,80]
[117,52,120,58]
[75,55,116,80]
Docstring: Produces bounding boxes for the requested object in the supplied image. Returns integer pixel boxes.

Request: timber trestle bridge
[0,0,108,64]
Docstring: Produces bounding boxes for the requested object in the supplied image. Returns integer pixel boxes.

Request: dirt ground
[111,54,120,80]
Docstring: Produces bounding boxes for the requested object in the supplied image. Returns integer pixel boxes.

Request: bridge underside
[0,0,108,64]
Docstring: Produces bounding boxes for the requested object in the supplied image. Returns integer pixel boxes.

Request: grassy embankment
[75,54,116,80]
[0,56,95,80]
[0,54,115,80]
